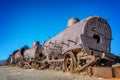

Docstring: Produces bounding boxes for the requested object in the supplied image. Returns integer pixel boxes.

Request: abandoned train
[6,16,120,72]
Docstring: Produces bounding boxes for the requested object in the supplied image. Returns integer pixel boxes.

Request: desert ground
[0,66,118,80]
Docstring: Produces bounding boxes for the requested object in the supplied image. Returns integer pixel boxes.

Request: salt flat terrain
[0,66,112,80]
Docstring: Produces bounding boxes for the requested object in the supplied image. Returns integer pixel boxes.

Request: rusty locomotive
[6,16,120,72]
[6,41,46,69]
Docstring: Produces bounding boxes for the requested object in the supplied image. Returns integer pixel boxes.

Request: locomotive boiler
[23,41,46,68]
[43,16,118,72]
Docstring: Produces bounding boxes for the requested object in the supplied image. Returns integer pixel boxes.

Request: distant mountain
[0,60,5,66]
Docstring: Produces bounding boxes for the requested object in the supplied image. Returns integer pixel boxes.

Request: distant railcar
[23,41,46,68]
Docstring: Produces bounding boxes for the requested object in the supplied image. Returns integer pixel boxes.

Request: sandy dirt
[0,66,113,80]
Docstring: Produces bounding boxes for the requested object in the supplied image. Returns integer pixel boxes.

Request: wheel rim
[63,52,76,73]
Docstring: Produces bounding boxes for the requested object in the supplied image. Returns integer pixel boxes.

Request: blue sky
[0,0,120,59]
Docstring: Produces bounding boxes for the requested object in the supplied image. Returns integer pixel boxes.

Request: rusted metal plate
[88,67,120,78]
[114,67,120,78]
[88,67,113,78]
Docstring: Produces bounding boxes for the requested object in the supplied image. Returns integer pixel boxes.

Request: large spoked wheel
[63,52,76,73]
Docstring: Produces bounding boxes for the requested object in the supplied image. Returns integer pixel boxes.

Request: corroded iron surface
[88,67,120,78]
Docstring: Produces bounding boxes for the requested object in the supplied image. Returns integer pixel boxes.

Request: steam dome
[32,41,39,47]
[67,18,80,27]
